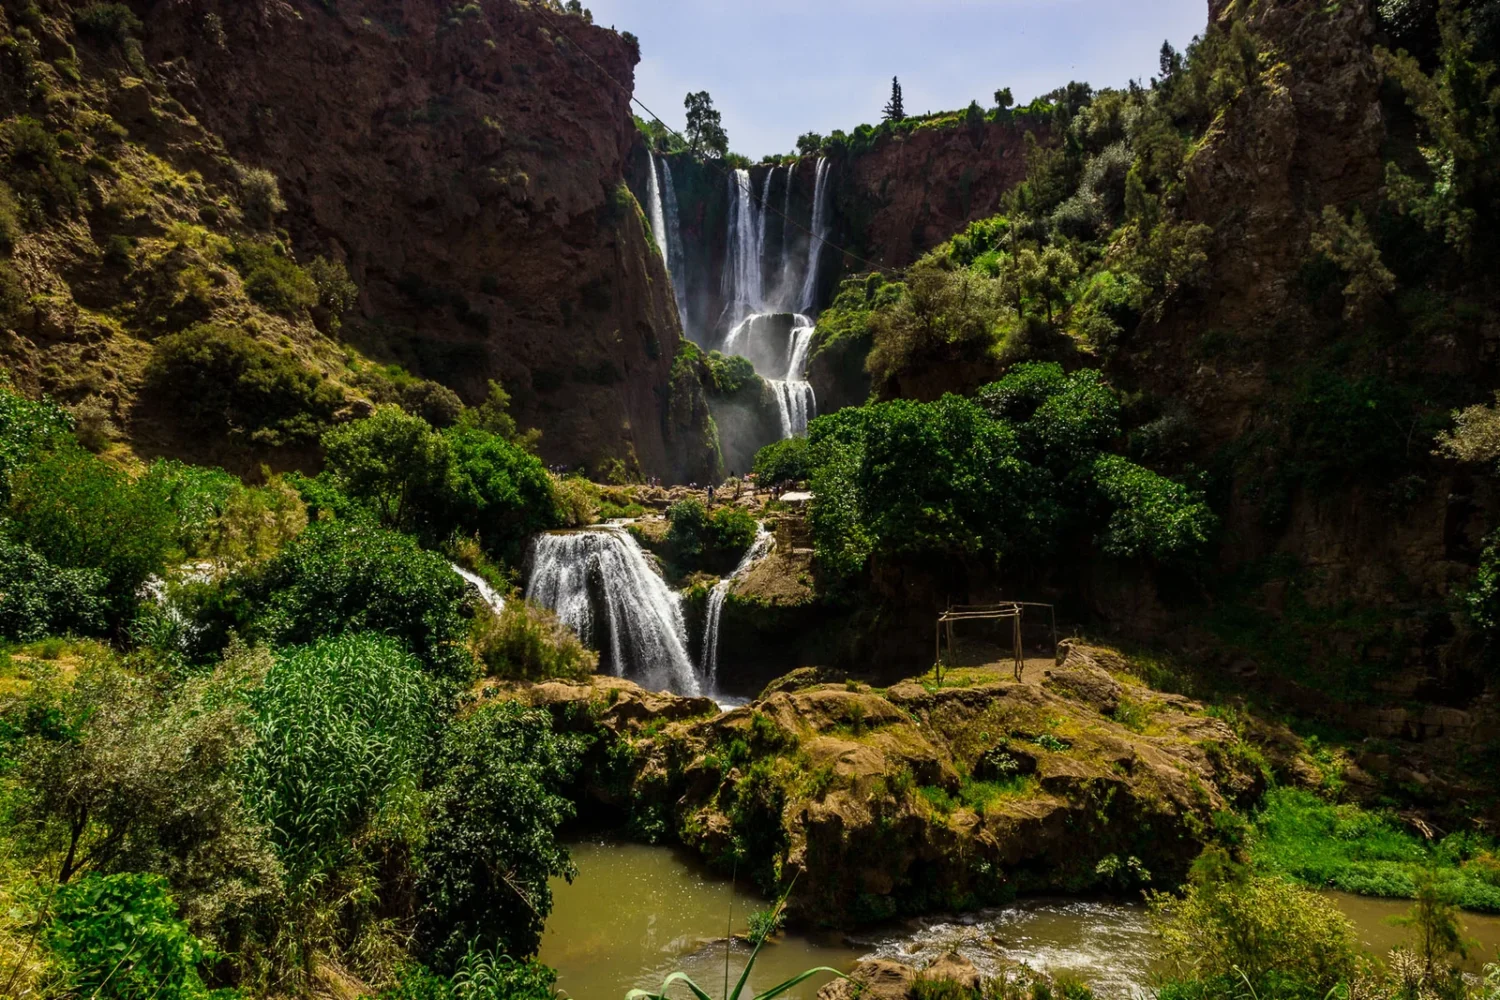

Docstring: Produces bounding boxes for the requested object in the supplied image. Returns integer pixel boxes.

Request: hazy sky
[582,0,1210,159]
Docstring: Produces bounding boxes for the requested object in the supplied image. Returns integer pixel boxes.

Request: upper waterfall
[525,527,699,695]
[646,153,690,337]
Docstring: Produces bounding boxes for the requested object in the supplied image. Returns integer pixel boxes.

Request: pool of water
[539,841,1500,1000]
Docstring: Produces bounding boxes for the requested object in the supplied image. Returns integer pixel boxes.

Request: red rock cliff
[144,0,694,478]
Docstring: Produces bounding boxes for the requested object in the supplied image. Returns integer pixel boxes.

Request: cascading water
[701,524,774,689]
[799,157,833,312]
[450,563,505,613]
[525,528,699,695]
[715,159,831,441]
[645,153,691,336]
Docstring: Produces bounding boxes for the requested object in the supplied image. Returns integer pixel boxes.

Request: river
[539,840,1500,1000]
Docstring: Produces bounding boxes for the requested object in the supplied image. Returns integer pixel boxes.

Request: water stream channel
[540,840,1500,1000]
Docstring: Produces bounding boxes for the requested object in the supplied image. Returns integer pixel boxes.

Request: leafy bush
[417,700,583,969]
[228,241,317,313]
[0,374,72,500]
[252,520,475,685]
[320,406,558,556]
[306,255,359,330]
[470,600,597,682]
[237,165,285,228]
[243,633,434,881]
[1,117,86,216]
[7,444,175,600]
[1091,454,1215,561]
[752,436,810,484]
[0,536,108,641]
[1149,850,1360,998]
[0,180,21,253]
[144,324,343,446]
[665,498,757,574]
[705,351,758,396]
[44,873,231,1000]
[378,952,559,1000]
[73,3,143,43]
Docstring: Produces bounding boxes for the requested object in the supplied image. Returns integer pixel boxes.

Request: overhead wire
[527,1,898,276]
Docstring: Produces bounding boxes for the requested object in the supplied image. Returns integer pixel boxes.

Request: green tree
[0,373,72,500]
[0,536,108,641]
[883,77,905,122]
[7,445,175,604]
[1394,869,1474,979]
[252,520,475,685]
[752,436,811,484]
[684,91,729,159]
[994,87,1015,111]
[417,700,583,970]
[322,405,455,533]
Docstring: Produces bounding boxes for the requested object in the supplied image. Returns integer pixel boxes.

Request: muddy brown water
[539,841,1500,1000]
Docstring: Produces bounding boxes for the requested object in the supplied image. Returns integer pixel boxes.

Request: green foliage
[378,949,559,1000]
[1149,849,1360,998]
[470,600,597,682]
[306,256,359,330]
[228,241,318,314]
[0,535,108,641]
[1394,869,1476,976]
[252,520,475,685]
[1249,787,1500,912]
[684,91,728,159]
[144,324,343,446]
[0,374,73,501]
[237,165,285,229]
[704,350,759,396]
[45,873,232,1000]
[752,436,810,484]
[417,700,583,969]
[243,633,433,882]
[74,3,143,43]
[320,405,559,556]
[8,444,175,601]
[665,498,757,575]
[1091,454,1216,561]
[0,180,21,254]
[0,117,86,217]
[866,261,1015,397]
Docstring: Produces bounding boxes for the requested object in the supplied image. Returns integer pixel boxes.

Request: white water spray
[701,524,774,688]
[450,563,506,614]
[800,157,833,312]
[525,528,699,695]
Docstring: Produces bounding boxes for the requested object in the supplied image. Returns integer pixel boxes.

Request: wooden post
[1013,612,1024,681]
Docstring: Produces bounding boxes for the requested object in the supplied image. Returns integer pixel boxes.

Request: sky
[582,0,1210,159]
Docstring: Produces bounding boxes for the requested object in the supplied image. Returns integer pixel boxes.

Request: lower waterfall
[701,524,774,688]
[525,528,699,695]
[450,562,505,613]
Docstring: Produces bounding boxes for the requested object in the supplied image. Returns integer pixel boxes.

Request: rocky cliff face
[832,118,1042,271]
[142,0,695,478]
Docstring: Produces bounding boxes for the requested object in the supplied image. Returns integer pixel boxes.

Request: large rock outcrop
[143,0,700,478]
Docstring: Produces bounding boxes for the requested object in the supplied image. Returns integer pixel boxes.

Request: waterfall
[451,563,505,614]
[799,157,832,312]
[701,524,774,688]
[525,528,699,695]
[645,153,668,262]
[723,169,768,328]
[646,154,691,339]
[716,159,832,441]
[659,157,690,335]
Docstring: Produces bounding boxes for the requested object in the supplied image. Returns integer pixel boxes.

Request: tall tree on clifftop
[684,91,728,160]
[883,76,906,122]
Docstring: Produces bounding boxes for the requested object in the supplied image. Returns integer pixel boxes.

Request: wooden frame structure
[934,602,1058,682]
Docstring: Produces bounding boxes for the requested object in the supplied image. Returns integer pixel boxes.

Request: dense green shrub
[0,375,72,499]
[417,700,583,969]
[144,324,343,445]
[0,117,87,216]
[73,3,143,43]
[44,873,230,1000]
[0,536,108,641]
[0,180,21,253]
[243,633,434,882]
[1149,851,1360,999]
[252,520,474,685]
[320,406,558,556]
[1092,455,1215,561]
[704,350,758,396]
[228,241,318,313]
[237,165,285,228]
[7,444,175,600]
[470,600,596,682]
[378,951,559,1000]
[752,435,811,484]
[665,498,757,575]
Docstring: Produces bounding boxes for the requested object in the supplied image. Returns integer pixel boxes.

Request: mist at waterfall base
[644,155,831,466]
[524,524,773,700]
